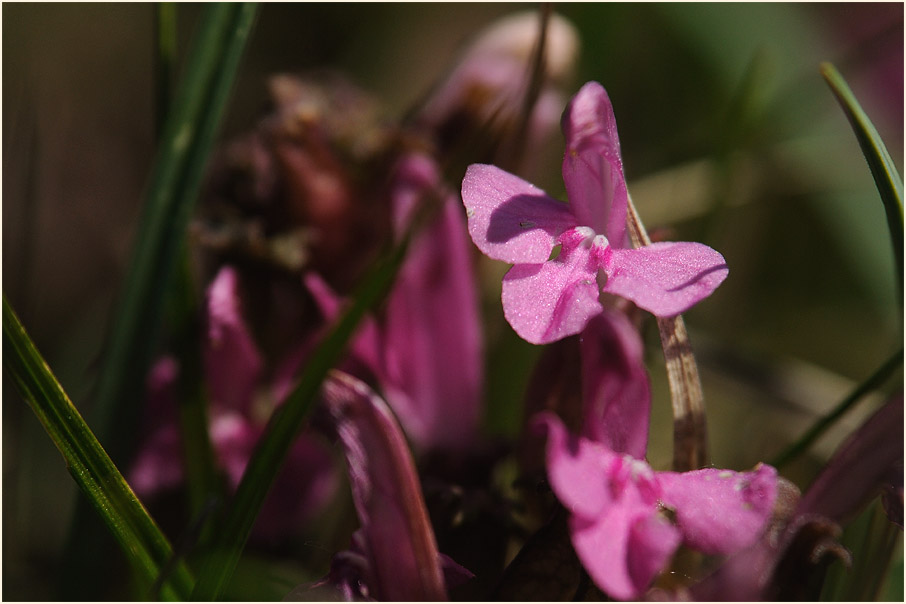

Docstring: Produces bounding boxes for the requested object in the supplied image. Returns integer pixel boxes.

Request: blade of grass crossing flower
[820,62,904,305]
[191,235,412,601]
[3,297,194,600]
[90,1,257,469]
[61,5,258,597]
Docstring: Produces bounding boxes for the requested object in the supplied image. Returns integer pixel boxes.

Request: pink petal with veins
[561,81,628,245]
[501,236,602,344]
[462,163,576,264]
[603,241,728,317]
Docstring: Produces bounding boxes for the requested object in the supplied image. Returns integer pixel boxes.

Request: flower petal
[797,394,903,526]
[322,371,447,601]
[579,311,651,458]
[501,241,602,345]
[384,190,484,451]
[626,513,683,598]
[658,464,778,555]
[462,163,576,264]
[534,412,615,518]
[561,81,629,245]
[204,266,264,413]
[569,497,678,601]
[602,241,728,317]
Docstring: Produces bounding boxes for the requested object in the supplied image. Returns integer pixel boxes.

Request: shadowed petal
[579,311,651,458]
[535,412,615,518]
[322,372,448,601]
[569,491,678,601]
[502,242,602,345]
[626,513,683,598]
[385,188,484,451]
[798,394,903,526]
[603,241,728,317]
[658,464,777,555]
[204,266,264,413]
[561,81,629,245]
[302,271,384,378]
[462,163,576,264]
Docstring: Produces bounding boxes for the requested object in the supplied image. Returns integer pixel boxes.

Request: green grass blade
[771,347,903,469]
[91,2,257,463]
[190,236,411,601]
[3,296,195,600]
[61,4,258,597]
[820,62,904,303]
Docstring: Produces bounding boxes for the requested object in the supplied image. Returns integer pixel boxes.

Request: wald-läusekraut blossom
[537,413,778,600]
[461,81,728,345]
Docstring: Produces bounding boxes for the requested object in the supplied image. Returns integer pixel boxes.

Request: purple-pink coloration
[130,266,338,540]
[306,153,484,453]
[537,413,777,600]
[461,81,728,344]
[320,371,458,601]
[579,311,651,459]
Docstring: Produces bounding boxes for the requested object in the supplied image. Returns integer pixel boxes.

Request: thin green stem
[61,5,258,597]
[190,234,411,600]
[821,62,904,307]
[3,296,194,600]
[771,347,903,469]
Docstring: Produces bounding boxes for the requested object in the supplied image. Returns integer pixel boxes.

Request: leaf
[190,235,411,601]
[61,4,258,596]
[3,296,194,600]
[820,62,904,305]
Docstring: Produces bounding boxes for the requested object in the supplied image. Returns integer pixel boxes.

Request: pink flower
[537,413,778,600]
[461,81,728,344]
[304,153,484,453]
[309,371,472,601]
[130,266,338,541]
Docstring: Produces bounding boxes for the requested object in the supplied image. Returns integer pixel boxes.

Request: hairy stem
[626,195,709,470]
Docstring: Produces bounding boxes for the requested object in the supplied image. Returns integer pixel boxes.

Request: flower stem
[626,194,709,471]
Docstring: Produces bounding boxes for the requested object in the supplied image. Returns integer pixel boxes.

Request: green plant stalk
[3,296,194,600]
[820,62,904,305]
[61,4,258,597]
[771,347,903,469]
[191,235,412,601]
[91,1,257,468]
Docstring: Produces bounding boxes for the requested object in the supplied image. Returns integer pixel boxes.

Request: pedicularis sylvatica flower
[461,81,728,345]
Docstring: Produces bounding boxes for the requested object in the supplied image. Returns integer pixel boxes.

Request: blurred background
[3,3,903,600]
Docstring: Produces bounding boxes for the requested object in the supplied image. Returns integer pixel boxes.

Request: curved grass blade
[771,347,903,469]
[3,296,195,600]
[61,4,258,597]
[820,62,904,304]
[191,235,411,601]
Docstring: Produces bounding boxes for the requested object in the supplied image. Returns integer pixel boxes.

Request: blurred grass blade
[3,296,195,600]
[62,4,258,597]
[191,235,411,601]
[820,62,904,301]
[92,1,257,464]
[771,347,903,469]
